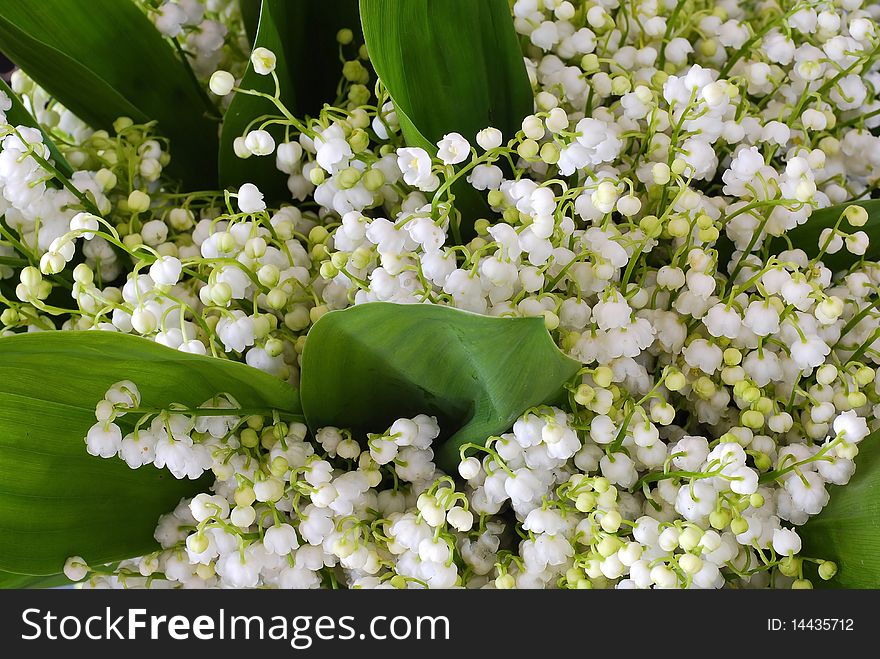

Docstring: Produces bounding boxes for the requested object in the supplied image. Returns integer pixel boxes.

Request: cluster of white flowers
[143,0,245,78]
[71,379,861,589]
[3,0,879,588]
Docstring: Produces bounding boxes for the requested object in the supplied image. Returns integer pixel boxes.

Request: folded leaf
[800,431,880,588]
[0,0,219,189]
[219,0,360,198]
[0,78,73,178]
[300,302,580,471]
[717,200,880,271]
[0,331,300,576]
[359,0,531,238]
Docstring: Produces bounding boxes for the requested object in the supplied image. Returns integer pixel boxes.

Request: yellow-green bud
[540,142,560,164]
[240,428,260,448]
[337,167,362,189]
[487,190,506,207]
[574,384,595,405]
[593,366,613,388]
[778,556,800,577]
[730,517,749,534]
[309,226,330,245]
[666,370,686,392]
[362,168,385,191]
[342,60,368,84]
[723,347,742,366]
[348,129,370,154]
[517,139,539,159]
[580,54,599,72]
[127,190,150,213]
[741,409,764,429]
[709,509,731,530]
[818,561,838,580]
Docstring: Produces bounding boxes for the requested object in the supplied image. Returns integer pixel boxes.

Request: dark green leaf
[359,0,531,238]
[219,0,299,200]
[0,331,300,576]
[219,0,360,199]
[0,0,219,189]
[717,200,880,271]
[300,302,580,471]
[239,0,261,47]
[800,431,880,588]
[291,1,361,118]
[0,77,73,178]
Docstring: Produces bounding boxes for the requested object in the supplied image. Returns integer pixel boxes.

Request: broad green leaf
[0,78,73,178]
[800,431,880,588]
[219,0,360,199]
[300,302,580,471]
[0,571,72,589]
[359,0,532,238]
[0,0,218,189]
[359,0,531,149]
[0,330,301,576]
[717,200,880,271]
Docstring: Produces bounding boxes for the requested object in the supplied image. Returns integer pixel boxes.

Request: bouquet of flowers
[0,0,877,590]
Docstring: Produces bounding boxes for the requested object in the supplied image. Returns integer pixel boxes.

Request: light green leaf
[717,200,880,271]
[359,0,532,238]
[300,303,580,471]
[359,0,531,149]
[0,78,73,178]
[0,331,300,577]
[219,0,360,199]
[0,0,219,189]
[800,431,880,588]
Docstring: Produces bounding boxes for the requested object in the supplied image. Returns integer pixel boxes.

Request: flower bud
[128,190,151,213]
[209,70,235,95]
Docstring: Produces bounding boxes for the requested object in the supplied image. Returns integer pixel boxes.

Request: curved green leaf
[359,0,531,238]
[220,0,360,199]
[800,431,880,588]
[0,571,72,589]
[0,331,300,576]
[718,200,880,271]
[0,0,218,189]
[0,78,73,178]
[359,0,531,149]
[300,303,580,471]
